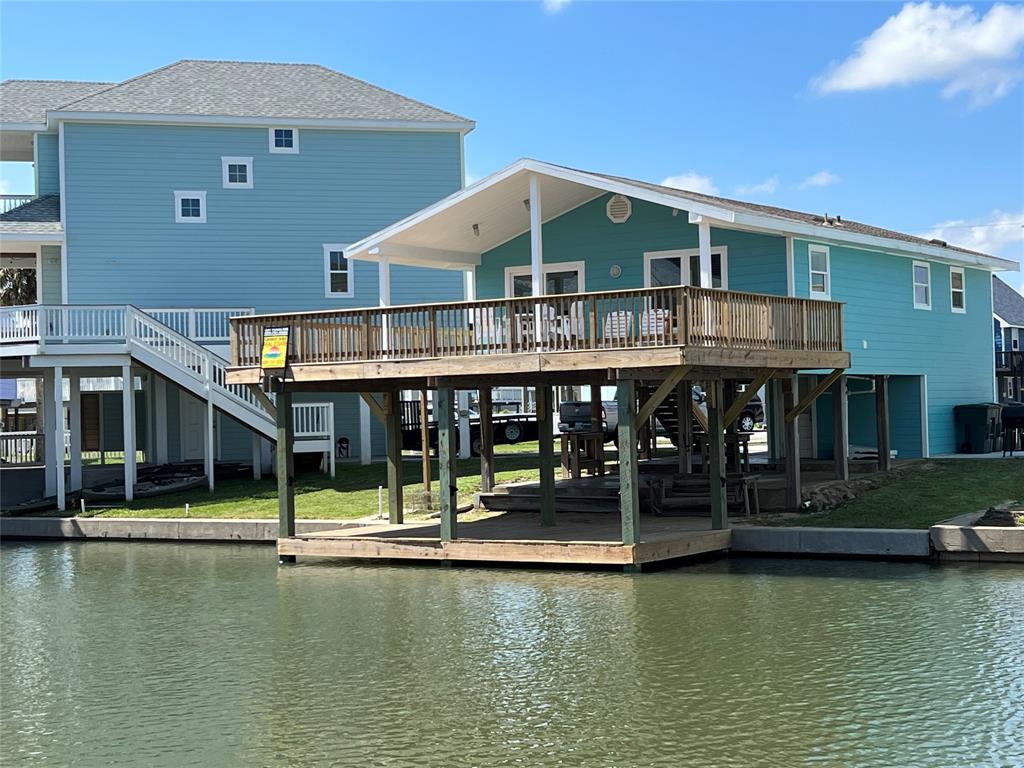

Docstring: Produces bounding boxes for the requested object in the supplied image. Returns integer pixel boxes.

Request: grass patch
[83,453,544,520]
[764,460,1023,529]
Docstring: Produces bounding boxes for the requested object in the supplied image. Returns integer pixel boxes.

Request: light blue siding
[794,240,994,454]
[816,374,923,460]
[63,122,464,312]
[476,195,788,299]
[35,132,59,195]
[40,246,61,304]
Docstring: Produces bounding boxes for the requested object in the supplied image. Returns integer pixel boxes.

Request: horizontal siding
[476,195,787,298]
[63,123,464,313]
[35,133,59,195]
[40,246,61,304]
[794,239,994,455]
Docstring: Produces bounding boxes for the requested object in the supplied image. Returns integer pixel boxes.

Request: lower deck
[279,511,731,568]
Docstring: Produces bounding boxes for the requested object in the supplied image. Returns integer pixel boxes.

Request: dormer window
[174,191,206,223]
[269,128,299,154]
[221,156,253,189]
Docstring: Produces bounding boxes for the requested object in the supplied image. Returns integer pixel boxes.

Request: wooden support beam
[536,385,556,526]
[785,368,844,422]
[691,399,709,434]
[723,369,776,425]
[706,379,728,530]
[875,374,892,472]
[359,392,386,423]
[833,375,849,481]
[676,379,692,474]
[419,389,432,507]
[245,384,277,420]
[274,380,296,563]
[590,378,605,472]
[437,387,457,541]
[478,387,495,493]
[636,365,693,426]
[383,391,404,525]
[782,376,801,510]
[616,379,640,546]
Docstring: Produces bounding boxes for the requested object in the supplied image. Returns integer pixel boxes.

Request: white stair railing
[0,306,39,342]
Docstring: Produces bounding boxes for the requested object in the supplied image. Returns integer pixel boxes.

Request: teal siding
[35,133,59,195]
[817,375,923,460]
[793,240,994,455]
[63,122,464,312]
[40,246,61,304]
[97,391,146,451]
[476,195,787,299]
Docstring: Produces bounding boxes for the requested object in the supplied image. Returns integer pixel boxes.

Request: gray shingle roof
[0,80,113,124]
[0,195,63,233]
[994,276,1024,327]
[578,166,994,260]
[53,60,473,125]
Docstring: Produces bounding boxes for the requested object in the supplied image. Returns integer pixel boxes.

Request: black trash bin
[953,403,1003,454]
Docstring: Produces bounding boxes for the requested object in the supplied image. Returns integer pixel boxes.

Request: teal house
[0,60,472,508]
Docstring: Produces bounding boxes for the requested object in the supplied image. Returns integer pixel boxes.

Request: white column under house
[68,374,82,493]
[121,364,136,502]
[52,365,65,511]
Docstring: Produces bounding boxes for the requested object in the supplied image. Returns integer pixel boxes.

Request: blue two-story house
[0,60,472,507]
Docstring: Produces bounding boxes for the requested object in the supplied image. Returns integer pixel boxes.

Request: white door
[179,393,206,460]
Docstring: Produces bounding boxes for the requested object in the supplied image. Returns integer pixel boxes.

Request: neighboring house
[993,276,1024,402]
[0,60,472,506]
[316,159,1015,461]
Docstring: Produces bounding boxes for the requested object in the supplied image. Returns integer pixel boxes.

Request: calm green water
[2,543,1022,767]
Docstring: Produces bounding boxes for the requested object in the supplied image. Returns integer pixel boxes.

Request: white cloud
[736,177,779,196]
[660,171,719,195]
[798,170,841,189]
[542,0,571,14]
[816,2,1024,106]
[921,210,1024,264]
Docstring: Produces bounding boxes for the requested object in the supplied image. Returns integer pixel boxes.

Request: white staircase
[0,304,275,439]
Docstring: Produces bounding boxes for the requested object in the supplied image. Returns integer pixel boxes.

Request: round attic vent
[606,194,632,224]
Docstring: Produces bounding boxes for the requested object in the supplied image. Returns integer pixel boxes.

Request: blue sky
[2,1,1022,278]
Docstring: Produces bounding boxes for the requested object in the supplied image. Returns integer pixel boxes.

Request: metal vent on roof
[606,194,632,224]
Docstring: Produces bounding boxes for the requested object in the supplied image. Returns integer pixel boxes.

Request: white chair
[640,308,670,343]
[603,311,633,346]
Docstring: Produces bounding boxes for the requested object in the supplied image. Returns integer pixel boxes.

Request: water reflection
[2,543,1022,767]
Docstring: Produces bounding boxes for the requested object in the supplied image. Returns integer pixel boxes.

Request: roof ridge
[52,59,187,112]
[2,79,114,85]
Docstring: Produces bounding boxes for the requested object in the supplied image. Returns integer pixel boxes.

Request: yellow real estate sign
[261,326,290,370]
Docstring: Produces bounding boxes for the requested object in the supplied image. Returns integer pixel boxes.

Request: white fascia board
[46,110,475,134]
[0,232,65,243]
[350,244,481,269]
[726,210,1016,271]
[1,122,48,132]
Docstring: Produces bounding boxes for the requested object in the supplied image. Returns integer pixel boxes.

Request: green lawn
[83,453,543,520]
[764,460,1023,529]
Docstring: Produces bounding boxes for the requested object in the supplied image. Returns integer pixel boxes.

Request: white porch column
[379,254,392,354]
[457,390,471,460]
[204,397,214,491]
[463,269,476,301]
[145,373,155,462]
[69,373,82,492]
[121,364,136,502]
[153,376,168,465]
[42,371,56,497]
[53,365,65,510]
[359,397,372,465]
[529,173,544,296]
[697,219,713,288]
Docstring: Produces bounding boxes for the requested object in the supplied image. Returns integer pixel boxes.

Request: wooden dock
[278,512,732,569]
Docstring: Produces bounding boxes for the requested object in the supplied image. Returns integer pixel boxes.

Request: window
[221,156,253,189]
[174,190,206,223]
[643,248,728,289]
[505,262,586,296]
[913,261,931,309]
[808,244,830,298]
[949,266,966,313]
[323,244,353,297]
[269,127,299,154]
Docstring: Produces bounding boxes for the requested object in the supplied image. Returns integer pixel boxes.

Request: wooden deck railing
[229,285,844,369]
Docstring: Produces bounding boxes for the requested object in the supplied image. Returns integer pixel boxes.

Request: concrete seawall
[731,526,932,558]
[0,517,357,543]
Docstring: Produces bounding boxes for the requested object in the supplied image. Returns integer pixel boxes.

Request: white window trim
[504,260,587,296]
[912,260,932,310]
[269,127,299,154]
[221,156,253,189]
[323,244,354,298]
[173,190,207,223]
[807,243,830,299]
[949,265,966,314]
[642,247,729,290]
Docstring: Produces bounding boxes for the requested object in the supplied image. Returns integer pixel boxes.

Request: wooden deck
[278,511,732,568]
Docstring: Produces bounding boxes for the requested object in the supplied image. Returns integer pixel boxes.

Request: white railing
[0,431,43,465]
[0,305,39,342]
[1,195,36,214]
[292,402,336,477]
[142,307,254,342]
